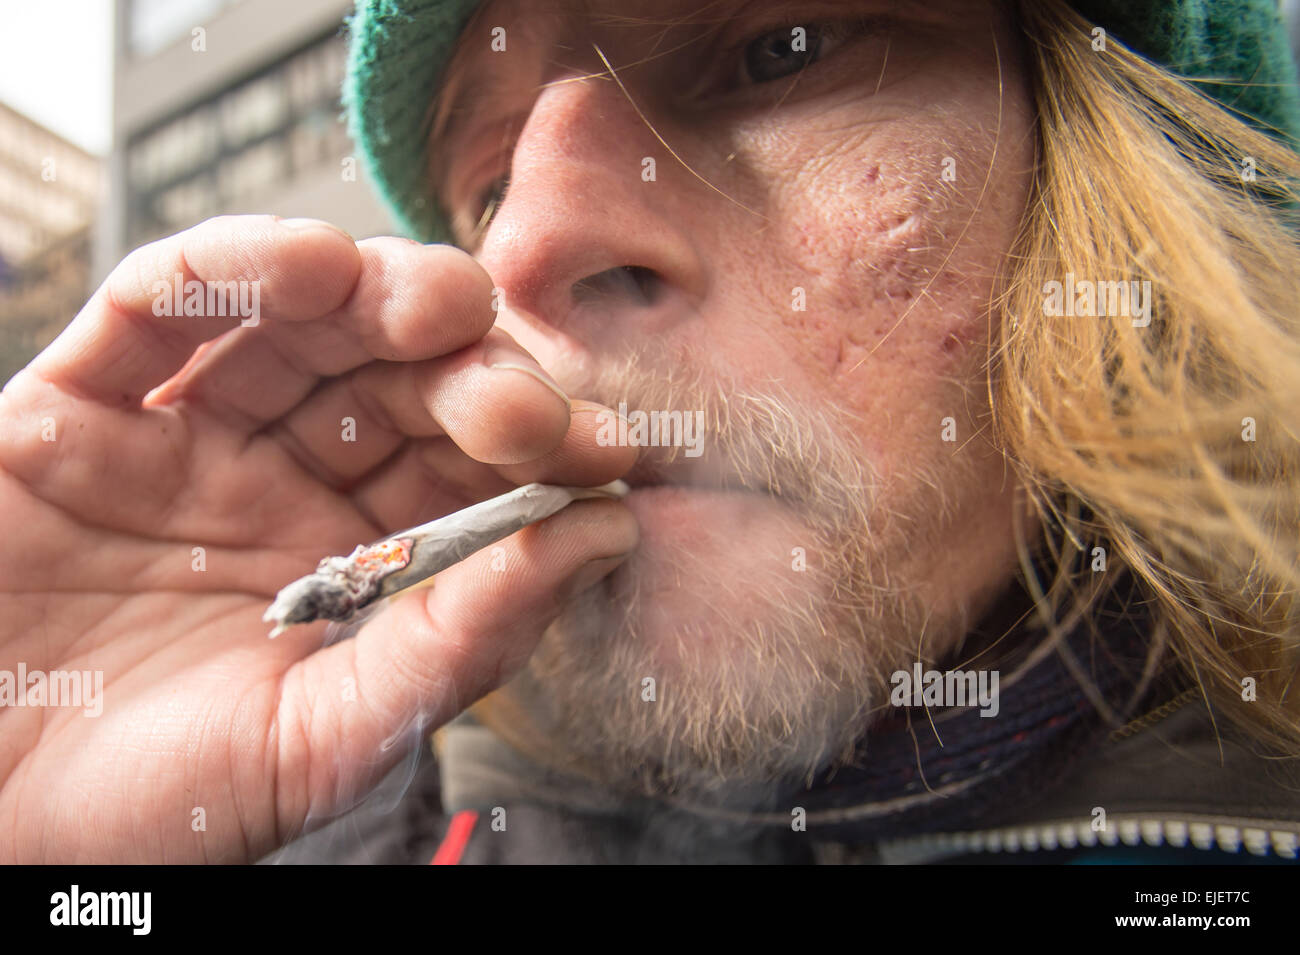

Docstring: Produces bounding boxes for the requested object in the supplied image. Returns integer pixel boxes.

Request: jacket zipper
[879,813,1300,863]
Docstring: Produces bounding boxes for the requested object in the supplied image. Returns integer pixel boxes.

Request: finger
[261,328,573,488]
[345,400,637,531]
[345,437,516,532]
[270,498,639,827]
[0,369,375,545]
[29,215,362,407]
[492,401,638,487]
[150,238,500,430]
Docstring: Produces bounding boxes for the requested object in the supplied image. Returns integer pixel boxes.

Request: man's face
[433,0,1037,796]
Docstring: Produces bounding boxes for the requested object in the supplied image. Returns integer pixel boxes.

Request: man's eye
[479,177,509,222]
[468,175,509,243]
[742,23,840,84]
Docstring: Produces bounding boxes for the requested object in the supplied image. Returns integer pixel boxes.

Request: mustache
[576,346,878,521]
[487,345,954,796]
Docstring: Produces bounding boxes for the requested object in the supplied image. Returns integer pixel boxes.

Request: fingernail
[573,403,629,431]
[485,347,571,410]
[278,217,354,240]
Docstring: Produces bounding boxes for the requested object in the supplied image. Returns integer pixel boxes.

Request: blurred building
[94,0,393,284]
[0,102,103,384]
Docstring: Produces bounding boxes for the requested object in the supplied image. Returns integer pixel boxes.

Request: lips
[619,449,774,497]
[614,456,811,591]
[616,452,790,511]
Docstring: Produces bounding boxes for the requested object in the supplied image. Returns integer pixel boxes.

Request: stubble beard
[480,349,975,803]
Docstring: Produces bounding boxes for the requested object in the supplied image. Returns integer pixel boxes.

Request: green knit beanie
[343,0,1300,242]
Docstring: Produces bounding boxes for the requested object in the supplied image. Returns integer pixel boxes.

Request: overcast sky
[0,0,113,155]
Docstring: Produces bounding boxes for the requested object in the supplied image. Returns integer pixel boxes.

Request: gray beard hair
[484,348,976,803]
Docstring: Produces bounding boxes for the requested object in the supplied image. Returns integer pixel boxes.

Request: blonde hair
[1001,0,1300,752]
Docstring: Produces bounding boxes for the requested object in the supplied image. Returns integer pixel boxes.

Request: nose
[473,69,708,364]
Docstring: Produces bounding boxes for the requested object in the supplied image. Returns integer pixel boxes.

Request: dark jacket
[266,592,1300,865]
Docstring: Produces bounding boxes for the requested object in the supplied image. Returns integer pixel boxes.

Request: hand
[0,215,637,862]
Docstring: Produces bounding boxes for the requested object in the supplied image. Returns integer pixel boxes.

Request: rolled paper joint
[262,480,629,637]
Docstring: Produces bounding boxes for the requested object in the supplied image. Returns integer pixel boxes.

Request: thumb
[270,497,637,826]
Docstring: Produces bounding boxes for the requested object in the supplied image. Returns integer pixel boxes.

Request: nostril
[572,265,663,306]
[623,265,660,301]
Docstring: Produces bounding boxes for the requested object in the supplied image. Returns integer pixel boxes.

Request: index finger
[27,215,363,407]
[147,236,502,429]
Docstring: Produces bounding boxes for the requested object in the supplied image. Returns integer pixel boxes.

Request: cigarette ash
[264,537,413,637]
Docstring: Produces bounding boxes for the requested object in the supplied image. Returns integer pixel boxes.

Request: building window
[127,0,234,58]
[125,31,348,247]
